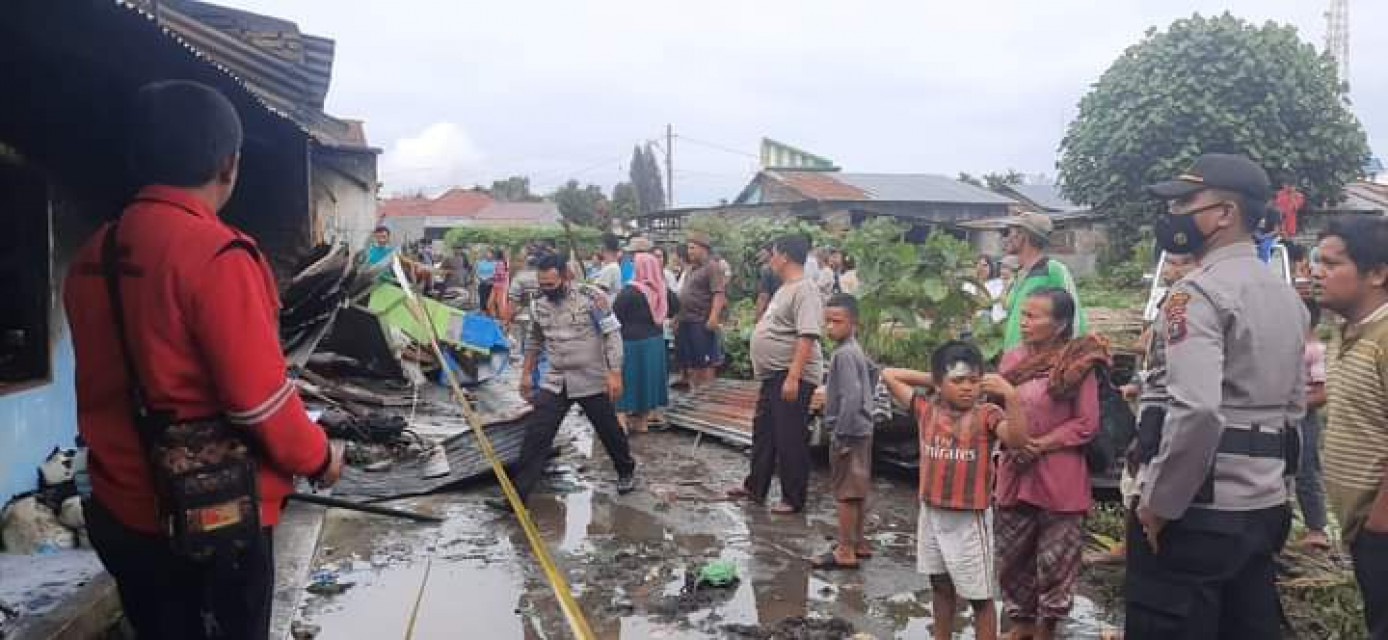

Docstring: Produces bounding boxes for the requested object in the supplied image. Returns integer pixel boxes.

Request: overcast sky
[226,0,1386,206]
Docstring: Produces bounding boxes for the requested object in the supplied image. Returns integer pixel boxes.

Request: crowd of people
[64,79,1388,640]
[498,154,1388,640]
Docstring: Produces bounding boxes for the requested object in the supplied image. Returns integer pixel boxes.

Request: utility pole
[665,124,674,210]
[1326,0,1350,88]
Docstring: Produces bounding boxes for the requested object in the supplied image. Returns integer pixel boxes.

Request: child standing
[882,341,1028,640]
[1298,299,1331,550]
[811,294,878,569]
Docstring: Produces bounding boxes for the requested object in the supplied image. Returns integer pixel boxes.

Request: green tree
[488,176,537,202]
[610,181,639,220]
[630,144,666,214]
[1058,13,1369,250]
[983,169,1025,191]
[958,170,1024,191]
[551,180,609,228]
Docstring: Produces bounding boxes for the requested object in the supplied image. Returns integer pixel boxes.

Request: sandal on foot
[809,552,859,570]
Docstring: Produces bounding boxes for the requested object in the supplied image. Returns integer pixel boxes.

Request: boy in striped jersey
[883,342,1028,640]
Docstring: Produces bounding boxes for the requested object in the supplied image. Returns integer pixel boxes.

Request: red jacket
[64,185,329,534]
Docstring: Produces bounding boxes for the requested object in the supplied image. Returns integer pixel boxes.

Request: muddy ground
[294,378,1122,640]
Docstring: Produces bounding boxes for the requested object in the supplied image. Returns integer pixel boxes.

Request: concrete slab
[269,500,328,640]
[0,549,120,640]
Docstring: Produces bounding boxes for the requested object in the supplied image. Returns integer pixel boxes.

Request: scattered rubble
[722,615,858,640]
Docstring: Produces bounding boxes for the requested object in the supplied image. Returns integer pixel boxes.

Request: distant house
[721,169,1016,239]
[996,183,1086,214]
[958,212,1109,277]
[1291,181,1388,243]
[380,190,562,243]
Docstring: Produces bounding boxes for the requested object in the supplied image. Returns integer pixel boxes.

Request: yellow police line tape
[391,256,595,640]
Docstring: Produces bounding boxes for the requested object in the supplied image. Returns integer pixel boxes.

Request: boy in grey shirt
[812,293,877,568]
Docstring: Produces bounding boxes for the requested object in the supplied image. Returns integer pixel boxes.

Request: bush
[443,224,602,253]
[707,217,1002,376]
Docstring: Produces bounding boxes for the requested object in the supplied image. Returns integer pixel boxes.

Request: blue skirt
[618,336,669,413]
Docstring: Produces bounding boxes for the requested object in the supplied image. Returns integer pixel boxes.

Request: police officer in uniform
[1126,154,1307,639]
[491,252,638,511]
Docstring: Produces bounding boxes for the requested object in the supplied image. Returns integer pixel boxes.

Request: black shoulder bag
[101,220,260,560]
[1086,363,1138,473]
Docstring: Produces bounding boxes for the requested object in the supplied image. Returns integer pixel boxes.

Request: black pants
[1353,529,1388,639]
[85,498,274,640]
[741,371,817,511]
[513,388,636,500]
[1124,505,1290,640]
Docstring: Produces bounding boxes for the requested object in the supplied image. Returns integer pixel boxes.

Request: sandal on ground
[809,552,859,570]
[725,486,753,499]
[769,503,800,515]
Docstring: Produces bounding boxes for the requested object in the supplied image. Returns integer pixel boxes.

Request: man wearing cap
[1125,153,1306,639]
[677,230,727,390]
[1000,211,1086,349]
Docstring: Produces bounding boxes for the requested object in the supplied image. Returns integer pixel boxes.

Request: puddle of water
[299,387,1119,639]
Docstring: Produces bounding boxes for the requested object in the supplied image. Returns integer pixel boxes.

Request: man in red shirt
[64,80,342,640]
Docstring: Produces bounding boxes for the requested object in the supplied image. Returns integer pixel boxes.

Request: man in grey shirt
[727,235,823,514]
[495,253,637,510]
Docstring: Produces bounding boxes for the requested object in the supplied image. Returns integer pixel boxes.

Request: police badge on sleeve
[1165,290,1191,344]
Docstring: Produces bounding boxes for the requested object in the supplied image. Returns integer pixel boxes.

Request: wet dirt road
[297,399,1119,639]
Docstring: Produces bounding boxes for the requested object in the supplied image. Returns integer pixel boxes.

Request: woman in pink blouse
[995,287,1104,640]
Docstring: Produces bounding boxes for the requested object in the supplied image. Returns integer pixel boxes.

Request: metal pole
[288,492,444,523]
[665,124,674,209]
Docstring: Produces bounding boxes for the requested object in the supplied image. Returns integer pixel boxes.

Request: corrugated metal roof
[769,171,1018,205]
[1006,183,1083,212]
[1337,182,1388,213]
[833,172,1018,204]
[134,1,372,151]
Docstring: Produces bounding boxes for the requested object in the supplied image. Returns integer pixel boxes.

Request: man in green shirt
[1001,212,1085,349]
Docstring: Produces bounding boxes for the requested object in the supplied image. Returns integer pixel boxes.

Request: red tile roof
[467,202,561,226]
[773,171,869,200]
[379,189,494,218]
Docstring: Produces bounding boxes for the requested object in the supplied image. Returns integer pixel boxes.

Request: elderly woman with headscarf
[613,252,680,434]
[993,287,1105,640]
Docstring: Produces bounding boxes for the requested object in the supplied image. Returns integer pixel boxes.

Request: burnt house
[0,0,375,504]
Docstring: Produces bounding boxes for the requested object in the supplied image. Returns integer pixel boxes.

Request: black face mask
[1154,212,1206,255]
[541,285,566,302]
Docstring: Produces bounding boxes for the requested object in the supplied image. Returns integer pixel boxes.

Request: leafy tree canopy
[550,179,610,228]
[1058,13,1369,244]
[488,176,538,202]
[610,181,639,220]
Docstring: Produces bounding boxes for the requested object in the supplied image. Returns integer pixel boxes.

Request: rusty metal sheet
[665,379,760,447]
[333,411,532,500]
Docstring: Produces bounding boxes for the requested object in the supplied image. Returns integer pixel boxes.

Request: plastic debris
[697,560,739,588]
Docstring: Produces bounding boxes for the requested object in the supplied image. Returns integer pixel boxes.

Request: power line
[674,134,758,159]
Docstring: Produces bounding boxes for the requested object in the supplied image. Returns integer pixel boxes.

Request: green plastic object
[367,283,488,354]
[698,560,739,588]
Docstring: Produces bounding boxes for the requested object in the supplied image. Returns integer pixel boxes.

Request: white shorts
[917,503,997,601]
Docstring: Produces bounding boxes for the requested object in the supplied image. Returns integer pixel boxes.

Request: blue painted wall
[0,316,77,504]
